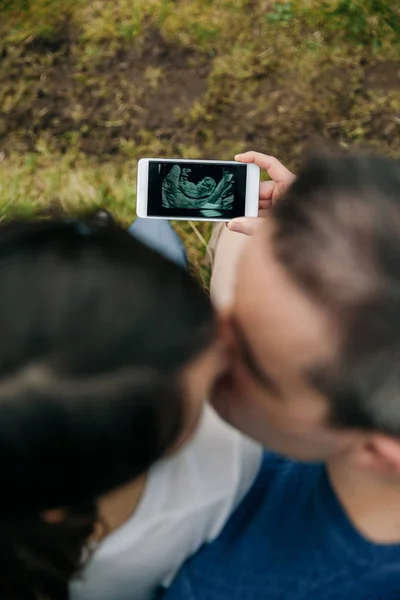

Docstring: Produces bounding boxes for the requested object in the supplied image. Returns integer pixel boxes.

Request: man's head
[217,154,400,473]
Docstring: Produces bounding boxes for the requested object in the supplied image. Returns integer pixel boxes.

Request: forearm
[207,224,248,309]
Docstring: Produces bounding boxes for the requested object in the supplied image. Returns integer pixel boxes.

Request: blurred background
[0,0,399,281]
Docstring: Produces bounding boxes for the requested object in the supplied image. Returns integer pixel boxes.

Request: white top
[70,405,262,600]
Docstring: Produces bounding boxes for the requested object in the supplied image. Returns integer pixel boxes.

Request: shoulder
[156,406,262,540]
[162,454,400,600]
[186,405,263,504]
[173,405,262,493]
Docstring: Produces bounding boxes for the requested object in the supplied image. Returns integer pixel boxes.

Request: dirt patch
[0,28,210,155]
[363,61,400,92]
[198,66,362,166]
[1,23,399,163]
[194,60,400,166]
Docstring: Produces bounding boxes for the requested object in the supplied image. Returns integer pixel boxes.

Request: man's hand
[227,151,296,236]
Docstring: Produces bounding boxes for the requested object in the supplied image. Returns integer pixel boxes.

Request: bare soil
[0,25,399,164]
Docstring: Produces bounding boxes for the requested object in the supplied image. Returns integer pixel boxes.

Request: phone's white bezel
[136,158,260,221]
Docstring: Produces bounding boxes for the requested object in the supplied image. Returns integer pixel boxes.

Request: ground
[0,0,399,283]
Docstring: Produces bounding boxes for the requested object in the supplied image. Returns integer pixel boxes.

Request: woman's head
[0,215,222,596]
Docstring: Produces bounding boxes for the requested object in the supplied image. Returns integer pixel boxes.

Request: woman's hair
[0,215,215,599]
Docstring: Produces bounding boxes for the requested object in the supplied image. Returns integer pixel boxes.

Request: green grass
[0,0,399,281]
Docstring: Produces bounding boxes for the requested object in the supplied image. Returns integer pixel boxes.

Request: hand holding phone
[136,159,260,222]
[227,152,296,235]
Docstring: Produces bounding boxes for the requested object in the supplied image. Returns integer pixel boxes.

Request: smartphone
[136,158,260,222]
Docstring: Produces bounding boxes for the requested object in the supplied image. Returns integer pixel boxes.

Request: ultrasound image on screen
[147,162,247,219]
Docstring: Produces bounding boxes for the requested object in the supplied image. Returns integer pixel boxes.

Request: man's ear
[352,435,400,476]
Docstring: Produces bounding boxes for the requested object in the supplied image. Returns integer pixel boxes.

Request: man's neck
[328,458,400,544]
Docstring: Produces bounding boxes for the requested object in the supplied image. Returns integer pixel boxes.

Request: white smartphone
[136,158,260,222]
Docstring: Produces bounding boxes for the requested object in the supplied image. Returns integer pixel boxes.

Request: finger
[259,180,275,200]
[227,217,261,236]
[235,151,295,185]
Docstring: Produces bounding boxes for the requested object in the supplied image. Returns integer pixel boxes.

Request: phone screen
[147,161,247,219]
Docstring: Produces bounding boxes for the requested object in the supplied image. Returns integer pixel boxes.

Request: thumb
[227,217,261,236]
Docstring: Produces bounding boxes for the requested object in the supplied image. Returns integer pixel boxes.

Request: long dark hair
[0,215,215,599]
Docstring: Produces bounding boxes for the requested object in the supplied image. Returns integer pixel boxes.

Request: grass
[0,0,399,281]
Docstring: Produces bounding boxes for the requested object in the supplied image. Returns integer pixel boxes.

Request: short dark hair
[272,154,400,435]
[0,215,215,598]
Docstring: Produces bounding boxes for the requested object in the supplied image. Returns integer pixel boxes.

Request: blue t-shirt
[163,451,400,600]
